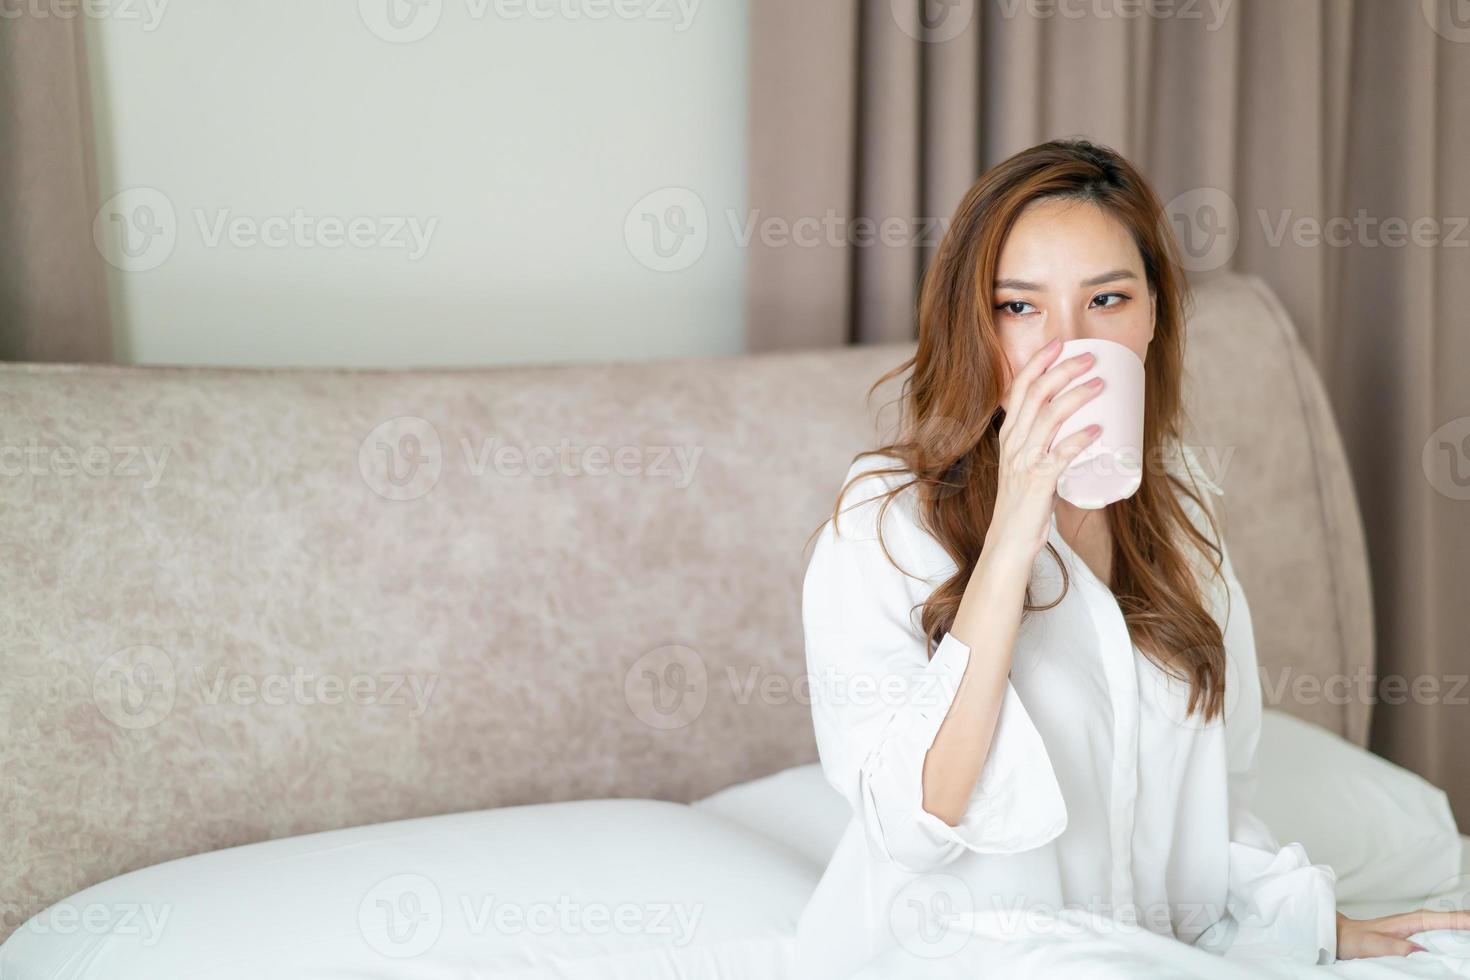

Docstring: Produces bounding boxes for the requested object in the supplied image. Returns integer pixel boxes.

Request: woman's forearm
[919,541,1035,826]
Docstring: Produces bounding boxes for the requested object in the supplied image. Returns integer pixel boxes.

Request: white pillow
[693,764,851,869]
[693,711,1463,907]
[1253,709,1462,904]
[0,799,818,980]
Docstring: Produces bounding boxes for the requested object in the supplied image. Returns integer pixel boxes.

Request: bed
[0,274,1462,977]
[0,709,1464,977]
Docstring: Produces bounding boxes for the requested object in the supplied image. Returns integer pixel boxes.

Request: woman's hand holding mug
[985,337,1105,567]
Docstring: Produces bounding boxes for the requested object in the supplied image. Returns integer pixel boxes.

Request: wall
[85,0,746,367]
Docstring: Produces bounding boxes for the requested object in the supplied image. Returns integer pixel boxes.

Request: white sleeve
[802,464,1067,876]
[1181,453,1339,966]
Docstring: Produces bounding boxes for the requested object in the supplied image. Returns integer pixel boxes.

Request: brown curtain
[0,15,112,361]
[748,0,1470,823]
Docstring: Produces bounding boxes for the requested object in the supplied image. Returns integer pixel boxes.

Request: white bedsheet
[839,837,1470,979]
[850,914,1470,980]
[695,747,1467,980]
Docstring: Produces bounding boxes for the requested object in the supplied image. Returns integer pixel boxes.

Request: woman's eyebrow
[994,270,1139,292]
[1081,269,1138,287]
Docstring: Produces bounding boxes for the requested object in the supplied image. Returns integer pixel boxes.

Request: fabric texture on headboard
[0,274,1371,940]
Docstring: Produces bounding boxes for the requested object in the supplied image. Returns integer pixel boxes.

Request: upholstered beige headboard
[0,274,1371,940]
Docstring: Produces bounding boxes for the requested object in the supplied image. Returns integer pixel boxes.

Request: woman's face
[991,197,1156,382]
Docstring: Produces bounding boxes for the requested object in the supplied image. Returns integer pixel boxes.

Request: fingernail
[1087,377,1104,387]
[1044,338,1060,350]
[1087,424,1102,435]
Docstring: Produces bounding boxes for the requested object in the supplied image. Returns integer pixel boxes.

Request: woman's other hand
[1335,908,1470,959]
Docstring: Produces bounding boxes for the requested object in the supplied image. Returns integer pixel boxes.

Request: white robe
[795,441,1338,980]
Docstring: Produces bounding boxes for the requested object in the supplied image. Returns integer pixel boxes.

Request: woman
[796,139,1468,978]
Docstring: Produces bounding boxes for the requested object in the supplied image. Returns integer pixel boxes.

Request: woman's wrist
[979,527,1041,579]
[947,532,1032,654]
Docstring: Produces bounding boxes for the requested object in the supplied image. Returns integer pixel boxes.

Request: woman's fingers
[1003,351,1096,455]
[1010,403,1096,483]
[1029,376,1105,458]
[1340,907,1470,960]
[1055,422,1103,457]
[1000,339,1062,429]
[1032,424,1102,479]
[1359,933,1426,958]
[1380,908,1470,938]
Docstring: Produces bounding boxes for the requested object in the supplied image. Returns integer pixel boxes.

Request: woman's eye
[1090,292,1128,309]
[996,300,1036,316]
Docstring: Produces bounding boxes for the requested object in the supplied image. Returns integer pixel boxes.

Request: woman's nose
[1044,316,1086,348]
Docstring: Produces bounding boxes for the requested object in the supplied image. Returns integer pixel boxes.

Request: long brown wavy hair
[833,138,1228,723]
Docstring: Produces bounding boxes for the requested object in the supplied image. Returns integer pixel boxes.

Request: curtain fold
[745,4,859,352]
[0,15,112,362]
[747,0,1470,823]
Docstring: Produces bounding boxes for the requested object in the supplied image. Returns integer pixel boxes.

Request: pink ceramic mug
[1050,338,1146,509]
